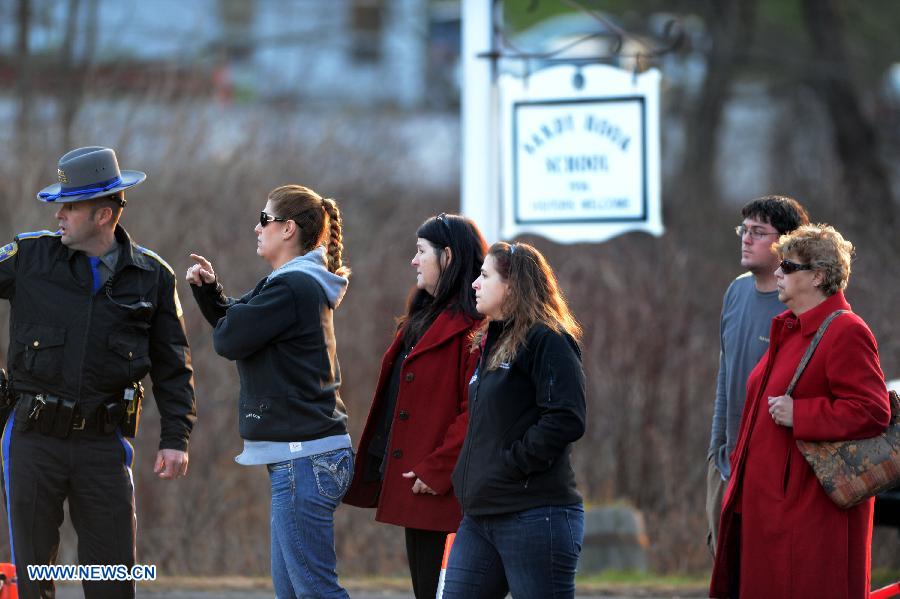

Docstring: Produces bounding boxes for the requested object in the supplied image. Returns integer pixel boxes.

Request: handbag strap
[784,309,848,396]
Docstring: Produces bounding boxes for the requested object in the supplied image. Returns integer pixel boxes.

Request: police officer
[0,146,197,599]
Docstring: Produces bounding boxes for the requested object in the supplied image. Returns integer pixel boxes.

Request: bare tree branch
[802,0,896,227]
[676,0,757,216]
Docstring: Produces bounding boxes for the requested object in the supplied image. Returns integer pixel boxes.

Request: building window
[350,0,383,63]
[216,0,256,62]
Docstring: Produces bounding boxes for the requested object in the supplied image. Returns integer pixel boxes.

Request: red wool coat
[711,291,890,599]
[343,310,479,532]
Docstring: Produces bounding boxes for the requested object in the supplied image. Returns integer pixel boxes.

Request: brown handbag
[788,310,900,509]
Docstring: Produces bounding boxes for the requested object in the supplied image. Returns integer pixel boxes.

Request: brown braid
[267,185,349,277]
[322,197,350,278]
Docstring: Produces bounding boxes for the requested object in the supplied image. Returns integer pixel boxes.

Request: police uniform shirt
[93,241,121,289]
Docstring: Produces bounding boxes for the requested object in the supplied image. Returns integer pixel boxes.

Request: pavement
[50,583,709,598]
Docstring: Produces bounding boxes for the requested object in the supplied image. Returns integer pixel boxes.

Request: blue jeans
[268,448,353,599]
[442,503,584,599]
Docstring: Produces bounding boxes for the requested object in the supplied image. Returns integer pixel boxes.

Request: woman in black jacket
[186,184,352,598]
[444,241,586,599]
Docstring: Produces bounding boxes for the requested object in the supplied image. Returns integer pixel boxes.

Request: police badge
[0,241,17,263]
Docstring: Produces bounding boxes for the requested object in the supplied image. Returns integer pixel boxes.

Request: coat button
[33,341,40,348]
[398,410,409,420]
[392,449,403,459]
[405,372,414,382]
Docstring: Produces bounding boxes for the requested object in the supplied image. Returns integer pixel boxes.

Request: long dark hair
[399,213,487,347]
[472,242,581,370]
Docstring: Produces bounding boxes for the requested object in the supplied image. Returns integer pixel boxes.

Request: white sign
[500,65,662,243]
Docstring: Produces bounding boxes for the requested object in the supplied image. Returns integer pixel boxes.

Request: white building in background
[0,0,455,109]
[237,0,430,107]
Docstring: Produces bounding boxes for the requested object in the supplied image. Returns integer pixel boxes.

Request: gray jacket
[708,273,783,479]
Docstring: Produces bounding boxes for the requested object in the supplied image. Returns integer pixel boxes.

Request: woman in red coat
[711,224,891,599]
[344,213,486,598]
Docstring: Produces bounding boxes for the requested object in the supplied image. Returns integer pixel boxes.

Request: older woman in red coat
[711,224,890,599]
[344,213,486,599]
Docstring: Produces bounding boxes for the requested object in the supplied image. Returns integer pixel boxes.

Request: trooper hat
[37,146,146,205]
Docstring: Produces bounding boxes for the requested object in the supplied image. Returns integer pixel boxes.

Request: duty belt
[17,393,121,436]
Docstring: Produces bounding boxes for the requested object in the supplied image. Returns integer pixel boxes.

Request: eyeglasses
[735,224,779,241]
[779,259,814,274]
[260,211,288,228]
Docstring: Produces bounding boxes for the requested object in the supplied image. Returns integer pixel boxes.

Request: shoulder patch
[16,230,60,241]
[136,245,175,276]
[0,241,17,263]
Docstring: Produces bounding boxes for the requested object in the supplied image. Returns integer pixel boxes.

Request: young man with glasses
[706,195,809,556]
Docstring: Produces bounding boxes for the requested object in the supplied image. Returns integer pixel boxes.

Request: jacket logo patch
[469,372,478,384]
[498,362,511,369]
[244,413,261,420]
[0,242,17,263]
[759,335,770,343]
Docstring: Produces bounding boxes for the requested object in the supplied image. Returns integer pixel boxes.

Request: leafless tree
[802,0,896,228]
[15,0,32,157]
[57,0,99,149]
[676,0,757,217]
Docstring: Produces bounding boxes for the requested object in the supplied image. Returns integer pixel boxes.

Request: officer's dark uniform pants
[2,417,136,599]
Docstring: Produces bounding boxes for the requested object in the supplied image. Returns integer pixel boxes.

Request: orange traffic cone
[435,532,455,599]
[0,563,18,599]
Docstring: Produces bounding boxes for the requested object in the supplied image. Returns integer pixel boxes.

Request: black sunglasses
[260,211,288,228]
[779,259,814,275]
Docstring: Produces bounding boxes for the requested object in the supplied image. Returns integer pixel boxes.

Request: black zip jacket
[0,227,196,450]
[452,321,586,516]
[191,270,348,441]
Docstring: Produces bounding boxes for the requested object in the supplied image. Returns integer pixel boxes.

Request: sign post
[461,0,499,241]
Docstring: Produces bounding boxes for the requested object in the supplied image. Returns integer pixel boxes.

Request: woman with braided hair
[187,184,353,598]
